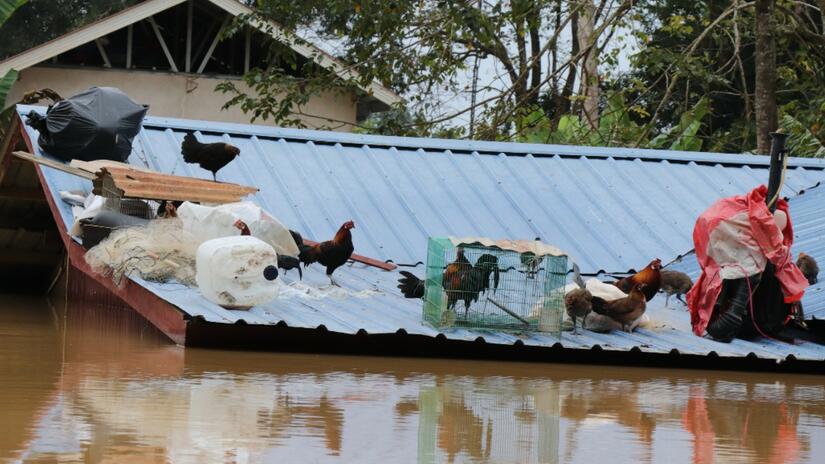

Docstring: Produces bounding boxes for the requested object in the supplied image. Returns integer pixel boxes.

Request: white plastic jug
[196,236,280,309]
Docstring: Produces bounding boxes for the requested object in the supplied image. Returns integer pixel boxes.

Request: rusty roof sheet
[92,166,258,203]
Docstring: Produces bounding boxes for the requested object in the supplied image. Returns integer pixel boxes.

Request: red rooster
[613,258,662,302]
[301,220,355,286]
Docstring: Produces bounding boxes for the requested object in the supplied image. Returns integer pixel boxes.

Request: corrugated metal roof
[17,105,825,363]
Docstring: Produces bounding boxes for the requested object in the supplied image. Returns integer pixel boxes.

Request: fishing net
[84,218,199,286]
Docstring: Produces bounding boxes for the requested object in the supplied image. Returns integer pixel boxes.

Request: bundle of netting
[84,218,199,286]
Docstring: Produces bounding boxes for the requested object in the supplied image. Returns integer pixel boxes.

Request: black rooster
[181,133,240,181]
[398,253,500,316]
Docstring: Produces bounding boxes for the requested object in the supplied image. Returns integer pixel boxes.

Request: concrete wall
[9,66,359,130]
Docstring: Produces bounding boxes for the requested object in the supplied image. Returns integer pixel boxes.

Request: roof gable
[0,0,401,107]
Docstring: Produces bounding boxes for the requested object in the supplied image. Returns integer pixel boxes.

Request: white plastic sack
[66,192,105,237]
[177,201,300,257]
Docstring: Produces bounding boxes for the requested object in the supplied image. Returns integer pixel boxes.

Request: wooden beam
[0,187,45,201]
[0,249,61,266]
[147,17,179,72]
[126,24,133,69]
[301,238,397,271]
[94,39,112,68]
[197,16,230,74]
[185,0,193,72]
[11,151,94,180]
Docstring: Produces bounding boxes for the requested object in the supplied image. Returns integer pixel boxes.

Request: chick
[659,270,693,308]
[797,252,819,285]
[565,288,592,335]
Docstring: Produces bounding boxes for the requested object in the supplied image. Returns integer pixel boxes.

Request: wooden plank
[147,16,179,72]
[11,151,94,180]
[70,159,154,174]
[302,238,397,271]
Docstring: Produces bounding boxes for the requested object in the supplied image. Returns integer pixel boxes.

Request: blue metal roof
[18,105,825,362]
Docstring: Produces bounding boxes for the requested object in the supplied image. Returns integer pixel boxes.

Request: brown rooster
[442,248,473,312]
[181,133,240,181]
[592,283,647,332]
[613,258,662,302]
[300,220,355,286]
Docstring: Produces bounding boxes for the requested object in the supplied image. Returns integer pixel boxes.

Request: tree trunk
[577,0,600,130]
[755,0,777,154]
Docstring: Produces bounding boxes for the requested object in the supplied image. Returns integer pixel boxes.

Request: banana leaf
[0,0,25,24]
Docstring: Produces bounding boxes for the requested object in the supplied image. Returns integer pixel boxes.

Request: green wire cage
[423,237,566,335]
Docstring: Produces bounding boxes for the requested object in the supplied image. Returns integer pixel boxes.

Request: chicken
[397,270,425,298]
[591,283,647,332]
[659,270,693,308]
[566,263,592,335]
[397,250,500,317]
[451,253,499,315]
[613,258,662,302]
[796,252,819,285]
[156,200,182,219]
[181,133,240,182]
[442,248,473,311]
[233,219,303,279]
[300,220,355,286]
[521,238,544,279]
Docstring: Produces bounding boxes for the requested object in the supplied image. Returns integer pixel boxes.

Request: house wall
[9,66,359,130]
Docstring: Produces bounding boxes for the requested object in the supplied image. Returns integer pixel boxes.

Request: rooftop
[14,104,825,367]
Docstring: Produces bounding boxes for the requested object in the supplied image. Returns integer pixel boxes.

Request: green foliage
[0,0,25,24]
[0,0,141,60]
[780,113,825,158]
[0,68,18,109]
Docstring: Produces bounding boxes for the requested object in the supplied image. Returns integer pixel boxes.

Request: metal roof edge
[17,105,825,169]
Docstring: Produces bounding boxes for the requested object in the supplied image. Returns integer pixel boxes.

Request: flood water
[2,294,825,464]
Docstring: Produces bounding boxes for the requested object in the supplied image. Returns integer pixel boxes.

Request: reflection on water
[1,295,825,463]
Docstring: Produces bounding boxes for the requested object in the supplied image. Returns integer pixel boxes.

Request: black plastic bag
[26,87,148,162]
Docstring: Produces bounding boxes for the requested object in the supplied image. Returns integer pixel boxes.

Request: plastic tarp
[686,185,809,336]
[177,201,300,258]
[26,87,148,162]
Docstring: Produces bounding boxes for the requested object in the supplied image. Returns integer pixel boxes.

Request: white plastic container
[196,236,280,309]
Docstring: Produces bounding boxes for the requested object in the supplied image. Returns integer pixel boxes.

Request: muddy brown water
[2,294,825,463]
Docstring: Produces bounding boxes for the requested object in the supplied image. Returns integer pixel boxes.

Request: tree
[221,0,633,138]
[754,0,777,153]
[0,0,28,109]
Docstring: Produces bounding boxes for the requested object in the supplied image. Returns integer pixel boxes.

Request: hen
[592,283,647,332]
[613,258,662,302]
[659,270,693,308]
[565,263,592,335]
[181,133,240,181]
[233,219,303,279]
[797,252,819,285]
[300,220,355,286]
